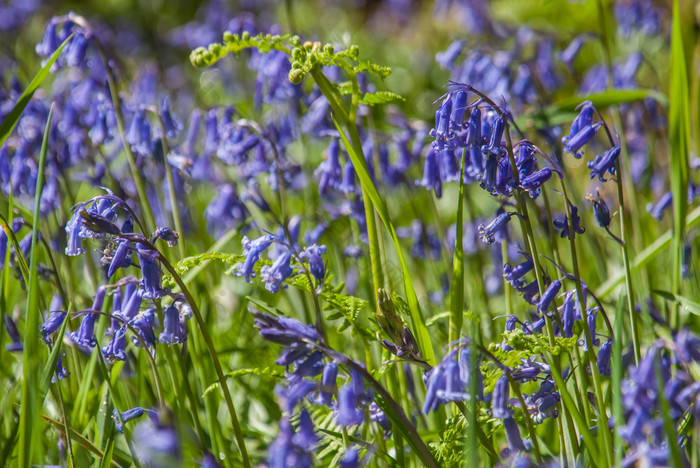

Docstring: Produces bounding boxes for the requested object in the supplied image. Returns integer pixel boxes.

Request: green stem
[560,180,613,466]
[149,243,250,467]
[153,113,186,259]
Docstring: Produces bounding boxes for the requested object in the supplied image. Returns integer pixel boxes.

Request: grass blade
[333,117,436,366]
[18,103,53,467]
[668,0,691,326]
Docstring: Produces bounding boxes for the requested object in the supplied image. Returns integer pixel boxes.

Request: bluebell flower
[300,244,327,284]
[537,280,561,315]
[560,35,586,70]
[40,310,67,344]
[431,96,453,150]
[70,313,98,352]
[336,381,365,427]
[560,292,576,338]
[113,407,149,433]
[588,146,621,182]
[647,191,672,220]
[337,160,358,194]
[136,245,163,300]
[417,148,442,198]
[311,362,338,407]
[131,410,181,467]
[481,115,505,156]
[504,416,527,453]
[103,324,128,362]
[108,240,131,278]
[204,184,248,239]
[478,212,514,245]
[423,347,481,413]
[480,153,499,194]
[339,447,360,468]
[4,315,23,352]
[159,304,191,345]
[260,251,295,293]
[292,410,318,451]
[588,193,611,228]
[65,203,87,256]
[503,258,533,287]
[553,201,585,239]
[121,285,143,321]
[159,97,181,139]
[126,109,152,157]
[316,138,342,196]
[520,167,552,199]
[130,308,157,351]
[267,417,313,468]
[491,373,510,418]
[234,234,276,283]
[64,31,90,67]
[435,40,463,70]
[254,312,320,347]
[276,380,316,415]
[674,329,700,364]
[51,350,70,383]
[597,340,612,377]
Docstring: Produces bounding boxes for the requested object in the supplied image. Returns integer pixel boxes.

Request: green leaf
[651,290,700,316]
[359,91,404,106]
[18,103,53,467]
[333,117,436,366]
[668,0,691,325]
[0,36,71,148]
[519,89,668,128]
[448,149,466,344]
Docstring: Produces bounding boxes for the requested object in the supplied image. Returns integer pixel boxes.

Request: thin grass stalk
[559,179,613,466]
[18,103,53,467]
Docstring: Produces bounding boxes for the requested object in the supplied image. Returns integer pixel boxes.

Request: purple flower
[108,240,131,278]
[312,362,338,407]
[520,167,552,199]
[588,146,621,182]
[234,234,276,283]
[70,313,98,352]
[136,245,163,300]
[126,109,152,157]
[647,191,672,221]
[503,258,533,286]
[4,315,23,352]
[480,115,505,157]
[316,138,342,196]
[339,447,360,468]
[597,340,613,377]
[504,416,526,453]
[40,310,67,344]
[591,195,611,228]
[336,382,365,427]
[130,308,157,350]
[478,212,513,245]
[260,251,295,293]
[491,374,510,418]
[159,304,190,345]
[417,148,442,198]
[553,202,586,239]
[103,325,128,362]
[268,417,313,468]
[204,184,248,238]
[300,244,327,283]
[537,280,561,315]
